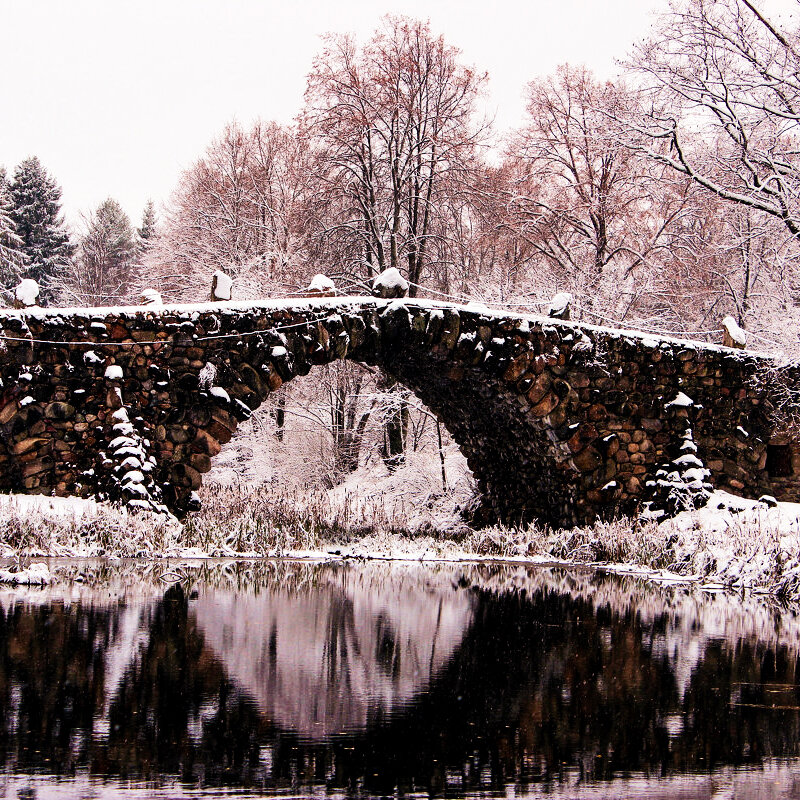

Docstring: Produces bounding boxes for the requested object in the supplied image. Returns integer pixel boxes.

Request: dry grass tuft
[181,483,418,555]
[0,499,180,558]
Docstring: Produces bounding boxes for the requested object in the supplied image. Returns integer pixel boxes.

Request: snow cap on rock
[307,273,336,294]
[722,316,747,349]
[211,270,233,301]
[372,267,409,299]
[15,279,39,308]
[548,292,572,320]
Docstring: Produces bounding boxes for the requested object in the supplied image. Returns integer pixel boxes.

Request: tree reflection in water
[1,561,800,797]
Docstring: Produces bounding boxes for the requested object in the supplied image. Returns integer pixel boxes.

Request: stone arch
[145,302,637,525]
[151,302,594,524]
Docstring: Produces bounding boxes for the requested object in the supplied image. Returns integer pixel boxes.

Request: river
[1,560,800,798]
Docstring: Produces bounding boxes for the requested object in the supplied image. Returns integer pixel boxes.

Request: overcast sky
[0,0,792,228]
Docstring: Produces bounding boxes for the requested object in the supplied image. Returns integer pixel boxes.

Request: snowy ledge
[0,295,777,359]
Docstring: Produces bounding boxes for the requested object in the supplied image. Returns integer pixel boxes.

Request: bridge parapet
[0,298,796,526]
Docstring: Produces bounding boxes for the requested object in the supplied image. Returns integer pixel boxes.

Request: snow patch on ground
[0,493,105,521]
[655,490,800,592]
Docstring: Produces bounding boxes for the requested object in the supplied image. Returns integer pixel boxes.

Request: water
[2,560,800,799]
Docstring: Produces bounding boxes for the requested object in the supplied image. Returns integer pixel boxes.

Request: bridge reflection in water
[2,562,800,797]
[191,566,475,738]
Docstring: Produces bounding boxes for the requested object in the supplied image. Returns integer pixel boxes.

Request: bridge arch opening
[203,361,478,530]
[155,303,600,527]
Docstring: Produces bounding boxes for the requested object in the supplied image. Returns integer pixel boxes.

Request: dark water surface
[2,560,800,799]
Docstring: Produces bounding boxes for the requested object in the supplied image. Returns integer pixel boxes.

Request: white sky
[0,0,792,228]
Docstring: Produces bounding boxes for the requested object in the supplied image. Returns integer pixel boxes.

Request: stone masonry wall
[0,298,796,527]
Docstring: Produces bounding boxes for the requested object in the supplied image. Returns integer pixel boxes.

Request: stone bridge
[0,297,797,527]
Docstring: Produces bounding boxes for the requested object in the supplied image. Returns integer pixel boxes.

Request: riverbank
[2,486,800,598]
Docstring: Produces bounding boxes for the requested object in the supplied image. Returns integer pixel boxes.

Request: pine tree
[7,157,74,303]
[0,167,25,298]
[137,199,157,250]
[60,198,135,305]
[127,199,159,304]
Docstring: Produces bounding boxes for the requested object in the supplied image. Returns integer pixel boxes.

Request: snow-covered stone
[372,267,409,298]
[104,364,123,380]
[121,470,145,486]
[141,289,163,306]
[211,270,233,301]
[722,315,747,349]
[306,273,336,295]
[14,279,39,308]
[108,435,137,450]
[548,292,572,320]
[210,386,230,403]
[673,453,704,468]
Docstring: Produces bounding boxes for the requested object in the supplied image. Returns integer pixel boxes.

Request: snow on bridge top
[0,295,770,362]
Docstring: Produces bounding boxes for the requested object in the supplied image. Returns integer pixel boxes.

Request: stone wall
[0,298,796,526]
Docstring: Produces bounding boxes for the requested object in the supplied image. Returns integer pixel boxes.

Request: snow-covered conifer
[0,167,25,297]
[6,157,74,303]
[644,394,713,518]
[59,198,135,306]
[136,199,157,256]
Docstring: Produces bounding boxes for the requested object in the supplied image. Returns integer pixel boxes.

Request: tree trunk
[274,394,286,441]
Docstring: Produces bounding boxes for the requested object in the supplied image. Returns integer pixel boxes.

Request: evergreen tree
[63,198,135,305]
[133,199,158,265]
[7,157,73,302]
[0,166,25,298]
[137,199,157,247]
[127,199,159,303]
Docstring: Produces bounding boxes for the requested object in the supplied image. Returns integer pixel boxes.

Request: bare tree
[631,0,800,241]
[301,16,489,293]
[147,120,306,301]
[503,65,696,319]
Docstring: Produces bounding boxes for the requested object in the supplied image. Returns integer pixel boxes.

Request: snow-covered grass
[460,491,800,598]
[0,494,182,559]
[3,486,800,599]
